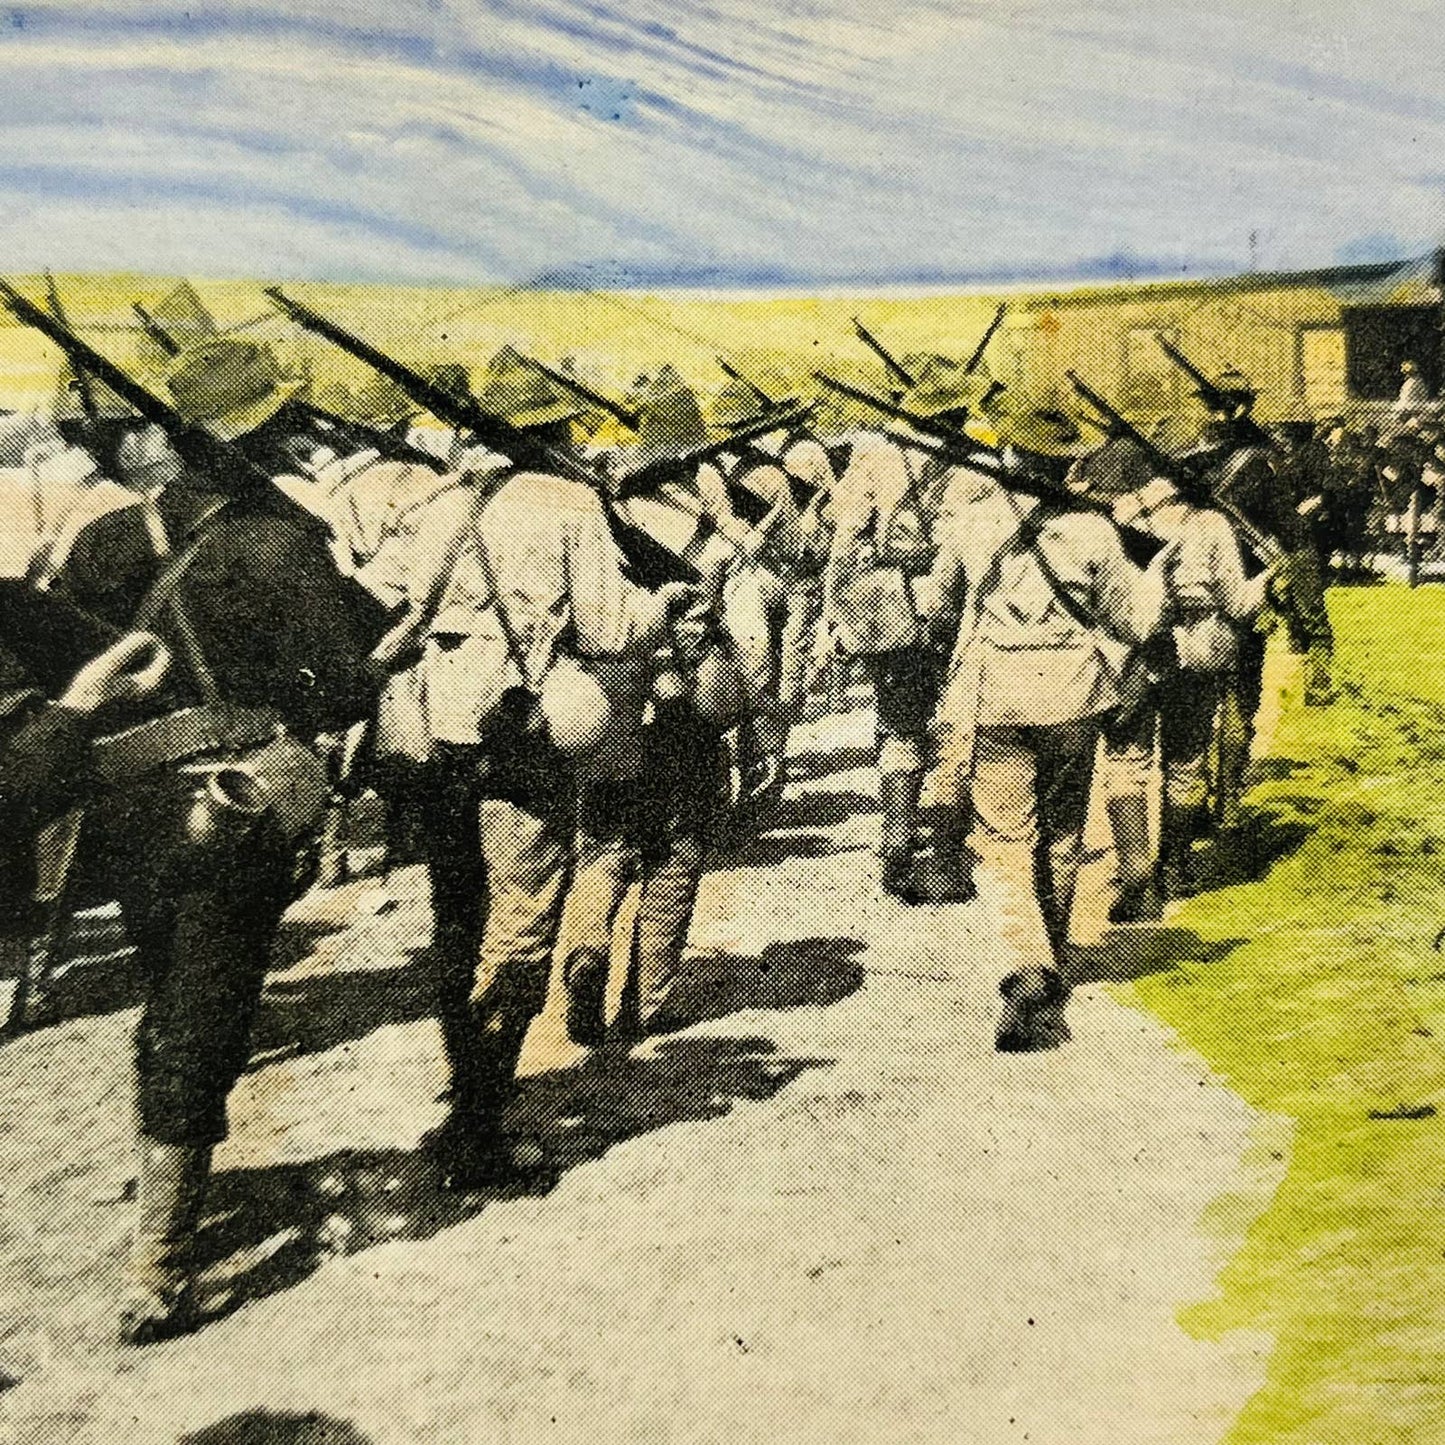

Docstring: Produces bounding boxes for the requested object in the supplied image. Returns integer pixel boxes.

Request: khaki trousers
[970,719,1100,977]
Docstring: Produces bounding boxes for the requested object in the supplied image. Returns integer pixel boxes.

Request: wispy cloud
[0,0,1439,285]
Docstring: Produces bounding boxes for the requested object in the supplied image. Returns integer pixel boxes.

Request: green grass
[1129,584,1445,1444]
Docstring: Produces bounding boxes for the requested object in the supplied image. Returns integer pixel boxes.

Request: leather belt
[92,705,281,787]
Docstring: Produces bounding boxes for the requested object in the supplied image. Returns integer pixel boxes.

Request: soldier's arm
[909,523,966,622]
[567,491,677,658]
[1090,517,1170,647]
[0,691,90,836]
[1208,511,1270,622]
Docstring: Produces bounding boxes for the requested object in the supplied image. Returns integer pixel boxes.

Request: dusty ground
[0,704,1281,1445]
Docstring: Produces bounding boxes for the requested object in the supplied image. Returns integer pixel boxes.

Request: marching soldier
[387,371,694,1189]
[825,430,945,899]
[549,489,741,1049]
[914,412,1173,1049]
[1100,460,1272,917]
[36,329,389,1343]
[1261,413,1335,703]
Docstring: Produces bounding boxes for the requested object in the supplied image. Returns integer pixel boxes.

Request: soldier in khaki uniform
[915,416,1173,1050]
[1101,467,1272,918]
[392,380,692,1188]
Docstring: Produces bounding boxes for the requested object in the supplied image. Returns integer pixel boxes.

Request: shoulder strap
[130,497,235,703]
[984,495,1134,663]
[460,479,540,691]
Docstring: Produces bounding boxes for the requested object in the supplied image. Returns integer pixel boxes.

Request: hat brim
[206,379,307,443]
[507,401,582,430]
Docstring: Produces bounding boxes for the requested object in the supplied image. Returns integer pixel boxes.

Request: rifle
[813,372,989,457]
[517,353,641,430]
[876,424,1164,566]
[0,277,294,504]
[44,273,101,425]
[1,281,257,679]
[298,401,447,474]
[1066,370,1283,567]
[717,357,786,413]
[824,373,1165,564]
[131,302,182,359]
[1155,334,1273,448]
[267,290,736,588]
[264,287,591,482]
[962,303,1007,376]
[616,400,819,500]
[851,318,916,391]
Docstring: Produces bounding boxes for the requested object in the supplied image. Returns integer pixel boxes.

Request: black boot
[119,1140,213,1345]
[1158,802,1207,901]
[433,1013,550,1194]
[561,945,611,1047]
[1106,795,1162,924]
[995,968,1070,1053]
[908,806,975,904]
[878,771,922,900]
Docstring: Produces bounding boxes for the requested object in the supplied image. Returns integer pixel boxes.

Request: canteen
[181,764,271,866]
[538,655,616,756]
[651,664,689,706]
[691,643,746,726]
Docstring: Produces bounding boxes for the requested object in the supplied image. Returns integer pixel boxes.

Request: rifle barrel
[132,302,181,357]
[851,318,916,390]
[964,303,1007,376]
[44,272,101,422]
[1066,369,1282,566]
[717,357,777,410]
[518,353,640,430]
[616,401,816,499]
[1155,334,1217,397]
[813,372,979,453]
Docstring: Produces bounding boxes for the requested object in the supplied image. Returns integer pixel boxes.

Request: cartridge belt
[92,705,282,787]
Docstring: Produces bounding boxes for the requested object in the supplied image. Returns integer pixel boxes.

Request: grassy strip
[1129,585,1445,1445]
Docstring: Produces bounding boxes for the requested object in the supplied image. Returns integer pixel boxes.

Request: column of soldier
[0,281,1343,1349]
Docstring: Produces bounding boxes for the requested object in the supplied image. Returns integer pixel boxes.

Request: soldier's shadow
[245,941,436,1071]
[196,1034,830,1328]
[659,936,866,1029]
[765,788,877,832]
[1068,928,1245,985]
[179,1411,373,1445]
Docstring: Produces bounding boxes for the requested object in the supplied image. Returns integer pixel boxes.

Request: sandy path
[0,707,1277,1445]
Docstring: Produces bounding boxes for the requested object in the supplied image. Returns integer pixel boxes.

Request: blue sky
[0,1,1440,286]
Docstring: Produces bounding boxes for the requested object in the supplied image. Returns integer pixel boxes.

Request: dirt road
[0,707,1278,1444]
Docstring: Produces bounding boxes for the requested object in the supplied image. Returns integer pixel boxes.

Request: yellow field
[0,260,1405,432]
[0,272,1013,411]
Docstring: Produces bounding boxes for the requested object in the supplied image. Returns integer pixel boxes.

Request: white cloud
[0,0,1436,283]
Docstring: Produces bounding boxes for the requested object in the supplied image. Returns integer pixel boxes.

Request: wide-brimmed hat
[710,376,770,431]
[477,346,581,430]
[428,362,474,408]
[166,337,305,442]
[989,399,1089,461]
[351,373,415,428]
[1068,434,1157,498]
[904,353,999,426]
[632,365,709,467]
